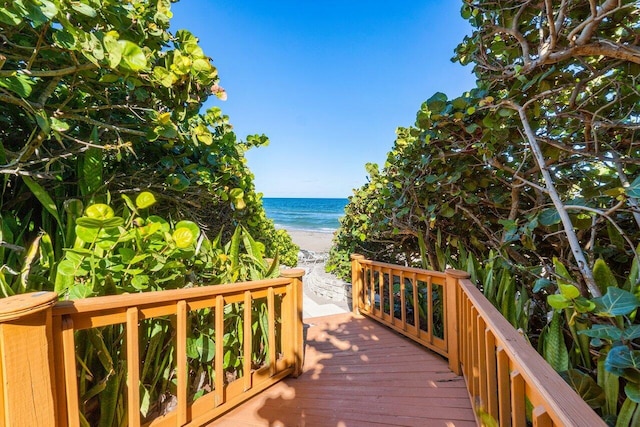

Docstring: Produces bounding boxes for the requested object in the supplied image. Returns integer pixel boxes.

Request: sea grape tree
[331,0,640,299]
[0,0,298,266]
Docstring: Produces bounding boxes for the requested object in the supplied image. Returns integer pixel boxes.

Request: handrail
[0,269,304,426]
[351,254,606,427]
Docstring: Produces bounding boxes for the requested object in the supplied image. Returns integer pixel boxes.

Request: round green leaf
[118,40,147,71]
[85,204,115,219]
[559,284,580,299]
[75,224,99,242]
[173,227,196,248]
[146,216,170,233]
[131,275,150,290]
[135,192,156,209]
[547,294,571,310]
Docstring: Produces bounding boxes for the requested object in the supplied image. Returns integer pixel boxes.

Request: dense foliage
[0,1,299,423]
[0,0,298,272]
[329,0,639,422]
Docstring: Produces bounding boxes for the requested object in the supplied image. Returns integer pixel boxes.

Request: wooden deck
[213,312,476,426]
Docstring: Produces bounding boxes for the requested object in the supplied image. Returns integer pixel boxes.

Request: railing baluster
[496,347,511,427]
[399,272,406,329]
[485,329,499,419]
[214,295,224,407]
[510,371,526,426]
[62,317,80,427]
[243,291,253,391]
[126,307,141,427]
[412,273,419,332]
[52,315,68,425]
[477,315,488,412]
[471,307,480,399]
[427,276,434,342]
[176,300,188,425]
[532,406,553,427]
[268,287,276,377]
[369,265,374,311]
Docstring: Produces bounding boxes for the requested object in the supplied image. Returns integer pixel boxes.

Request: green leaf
[53,29,76,49]
[539,208,561,226]
[605,346,640,377]
[560,369,605,409]
[135,192,156,209]
[131,275,149,290]
[80,146,103,197]
[625,383,640,404]
[533,278,552,293]
[0,75,33,97]
[188,335,214,363]
[75,224,98,242]
[21,176,63,231]
[544,311,569,372]
[578,325,622,341]
[594,258,619,293]
[626,175,640,199]
[118,40,147,71]
[593,287,640,317]
[623,325,640,341]
[175,220,200,239]
[172,227,196,249]
[103,33,122,68]
[0,8,22,25]
[69,1,96,17]
[50,117,69,132]
[559,284,580,299]
[547,294,571,310]
[85,204,114,219]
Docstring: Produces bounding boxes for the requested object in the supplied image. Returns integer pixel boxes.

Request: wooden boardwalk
[213,312,476,426]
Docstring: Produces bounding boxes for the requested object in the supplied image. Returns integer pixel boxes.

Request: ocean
[262,198,348,233]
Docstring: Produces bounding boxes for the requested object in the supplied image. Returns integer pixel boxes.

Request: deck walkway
[213,312,476,426]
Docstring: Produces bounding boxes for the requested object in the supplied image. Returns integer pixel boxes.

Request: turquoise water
[262,198,348,233]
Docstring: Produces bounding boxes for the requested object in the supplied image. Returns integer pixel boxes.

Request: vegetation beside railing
[0,270,303,426]
[351,255,606,427]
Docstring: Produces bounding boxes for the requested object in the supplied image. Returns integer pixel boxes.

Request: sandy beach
[286,229,335,253]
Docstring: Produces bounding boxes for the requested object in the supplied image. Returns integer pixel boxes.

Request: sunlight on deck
[214,312,475,426]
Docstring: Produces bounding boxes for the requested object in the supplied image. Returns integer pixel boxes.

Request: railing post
[350,254,365,314]
[280,268,305,377]
[445,269,469,376]
[0,291,59,426]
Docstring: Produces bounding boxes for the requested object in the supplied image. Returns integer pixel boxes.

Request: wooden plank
[216,313,475,426]
[0,311,56,426]
[533,405,553,427]
[510,370,526,427]
[478,316,488,412]
[176,301,187,425]
[496,347,511,427]
[214,295,224,407]
[267,287,276,377]
[427,276,434,342]
[126,308,141,427]
[458,279,606,426]
[52,279,291,316]
[243,291,253,392]
[62,318,80,427]
[485,328,499,419]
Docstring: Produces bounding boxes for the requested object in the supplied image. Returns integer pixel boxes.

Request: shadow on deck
[214,312,476,426]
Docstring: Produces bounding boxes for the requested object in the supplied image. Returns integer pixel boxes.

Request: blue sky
[170,1,477,198]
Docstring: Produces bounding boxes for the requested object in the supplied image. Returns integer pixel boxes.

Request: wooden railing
[0,269,304,426]
[351,254,606,427]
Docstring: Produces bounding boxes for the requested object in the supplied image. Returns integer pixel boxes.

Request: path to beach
[285,230,351,319]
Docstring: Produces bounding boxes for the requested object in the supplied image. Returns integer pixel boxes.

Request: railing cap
[445,269,471,279]
[280,268,305,279]
[0,291,58,322]
[350,253,365,260]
